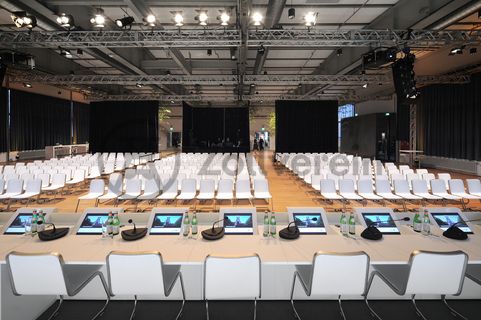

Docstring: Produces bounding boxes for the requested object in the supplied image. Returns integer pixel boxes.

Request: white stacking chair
[117,179,142,204]
[235,179,253,204]
[42,173,66,200]
[375,180,402,201]
[196,179,216,209]
[320,179,343,202]
[253,179,273,210]
[411,179,441,201]
[393,180,422,200]
[416,169,428,175]
[66,169,86,186]
[7,251,110,320]
[76,179,105,212]
[291,252,378,320]
[86,166,101,179]
[449,179,480,199]
[98,173,123,204]
[366,251,468,320]
[137,179,160,202]
[158,180,179,202]
[216,179,234,207]
[9,179,42,209]
[37,173,51,190]
[176,178,197,203]
[357,180,382,201]
[20,173,34,188]
[338,179,362,201]
[0,179,4,195]
[438,173,452,190]
[466,179,481,197]
[310,174,322,191]
[204,254,260,320]
[431,179,461,201]
[0,179,24,206]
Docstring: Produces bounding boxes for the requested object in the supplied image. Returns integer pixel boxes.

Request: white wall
[249,106,275,150]
[158,106,182,151]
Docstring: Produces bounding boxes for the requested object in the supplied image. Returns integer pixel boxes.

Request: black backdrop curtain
[275,100,338,153]
[10,90,71,151]
[418,73,481,160]
[0,88,7,152]
[182,102,250,152]
[73,101,90,144]
[89,100,158,153]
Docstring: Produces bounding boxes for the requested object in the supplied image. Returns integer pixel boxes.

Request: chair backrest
[107,251,165,296]
[339,179,355,193]
[218,179,233,194]
[438,173,451,189]
[181,178,197,193]
[412,179,429,194]
[108,173,123,193]
[310,175,322,188]
[143,179,160,194]
[51,173,66,186]
[124,168,137,180]
[37,173,50,188]
[89,179,105,194]
[7,252,68,295]
[357,179,373,194]
[73,169,86,181]
[236,179,251,193]
[431,179,447,194]
[204,254,261,300]
[125,179,141,194]
[448,179,465,194]
[375,180,392,194]
[405,251,467,295]
[20,173,34,182]
[89,166,101,177]
[320,179,337,193]
[254,179,269,193]
[0,179,4,193]
[394,179,411,194]
[163,180,178,194]
[310,252,369,296]
[5,179,23,194]
[467,179,481,194]
[199,179,215,194]
[25,179,41,193]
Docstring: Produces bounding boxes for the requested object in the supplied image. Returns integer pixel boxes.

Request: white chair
[7,251,109,320]
[253,179,273,210]
[357,180,382,201]
[37,173,51,190]
[438,173,452,190]
[137,179,160,201]
[158,180,179,202]
[117,179,142,203]
[416,169,428,175]
[411,179,441,200]
[98,173,123,204]
[216,179,234,206]
[66,169,86,186]
[466,179,481,197]
[366,250,468,320]
[197,179,216,209]
[339,179,362,200]
[235,179,253,204]
[0,179,4,195]
[75,179,105,212]
[291,251,378,320]
[9,179,42,210]
[431,179,461,201]
[320,179,343,201]
[176,178,197,202]
[106,251,185,320]
[42,173,66,196]
[204,254,260,320]
[393,180,422,200]
[375,180,402,200]
[449,179,480,199]
[86,166,101,179]
[310,174,322,191]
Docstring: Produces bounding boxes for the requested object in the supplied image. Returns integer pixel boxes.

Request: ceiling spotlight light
[257,45,265,54]
[252,12,263,26]
[11,11,37,29]
[449,46,465,55]
[362,83,368,88]
[219,11,230,26]
[173,12,184,27]
[304,11,317,27]
[250,83,255,87]
[230,47,237,60]
[170,100,175,104]
[260,100,264,103]
[59,48,72,58]
[136,83,143,88]
[197,11,208,26]
[90,13,105,28]
[288,7,295,19]
[336,48,343,56]
[145,14,156,26]
[116,16,134,29]
[23,82,32,88]
[56,13,74,28]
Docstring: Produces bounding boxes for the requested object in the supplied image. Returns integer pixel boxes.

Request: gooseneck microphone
[202,217,227,240]
[443,218,481,240]
[361,217,410,241]
[279,217,318,240]
[36,221,70,241]
[121,219,147,241]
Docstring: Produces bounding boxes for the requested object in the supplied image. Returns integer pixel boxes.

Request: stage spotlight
[362,83,368,88]
[173,12,184,27]
[145,14,156,26]
[250,83,255,87]
[230,47,237,60]
[56,13,74,28]
[219,11,230,26]
[257,45,265,54]
[90,12,105,28]
[304,12,317,27]
[11,11,37,29]
[196,11,208,26]
[116,16,134,28]
[136,83,143,88]
[59,48,72,58]
[170,100,175,104]
[252,12,263,26]
[288,8,295,19]
[449,46,464,55]
[336,48,343,56]
[23,82,32,88]
[260,100,264,103]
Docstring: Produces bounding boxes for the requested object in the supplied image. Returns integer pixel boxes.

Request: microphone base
[38,227,70,241]
[443,226,468,240]
[121,228,148,241]
[201,227,225,240]
[279,227,300,240]
[361,226,383,241]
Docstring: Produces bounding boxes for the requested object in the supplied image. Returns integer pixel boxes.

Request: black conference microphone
[121,219,147,241]
[443,218,481,240]
[36,221,70,241]
[202,217,227,241]
[279,217,318,240]
[361,217,410,241]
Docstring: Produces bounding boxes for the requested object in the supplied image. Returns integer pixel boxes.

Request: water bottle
[270,212,276,237]
[24,215,32,235]
[413,209,422,232]
[340,210,348,236]
[101,218,109,238]
[31,211,38,234]
[421,209,430,236]
[263,211,269,237]
[348,212,356,235]
[183,212,190,237]
[191,211,198,236]
[37,211,45,232]
[106,212,114,237]
[112,213,120,236]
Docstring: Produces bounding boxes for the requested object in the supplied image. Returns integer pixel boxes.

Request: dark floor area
[36,299,481,320]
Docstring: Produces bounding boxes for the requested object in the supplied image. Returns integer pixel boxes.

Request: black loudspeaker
[0,63,6,85]
[38,225,70,241]
[121,219,147,241]
[443,226,468,240]
[279,222,300,240]
[360,226,383,240]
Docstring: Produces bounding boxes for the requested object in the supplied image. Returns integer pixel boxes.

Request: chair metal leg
[205,299,210,320]
[90,273,111,320]
[75,199,80,212]
[175,273,186,320]
[364,296,382,320]
[253,298,257,320]
[411,294,428,320]
[290,273,302,320]
[129,295,138,320]
[47,295,63,320]
[338,295,347,320]
[442,295,468,320]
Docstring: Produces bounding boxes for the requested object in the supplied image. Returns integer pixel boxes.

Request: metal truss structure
[8,73,470,86]
[1,29,480,49]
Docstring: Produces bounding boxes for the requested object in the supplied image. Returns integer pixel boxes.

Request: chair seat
[358,192,382,200]
[432,192,460,200]
[177,192,196,200]
[197,193,215,200]
[236,192,253,199]
[11,192,39,199]
[42,184,63,191]
[451,192,480,199]
[470,192,481,197]
[118,193,140,200]
[216,193,234,200]
[137,192,159,200]
[321,192,343,200]
[339,192,362,200]
[413,192,441,200]
[98,193,120,200]
[66,179,83,185]
[376,192,402,200]
[0,192,21,199]
[78,192,104,200]
[254,192,272,199]
[395,192,422,200]
[158,192,178,200]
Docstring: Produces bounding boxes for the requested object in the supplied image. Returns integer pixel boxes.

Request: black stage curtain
[73,101,90,144]
[182,102,250,153]
[0,88,7,152]
[10,90,71,151]
[418,73,481,160]
[275,100,338,153]
[89,100,158,153]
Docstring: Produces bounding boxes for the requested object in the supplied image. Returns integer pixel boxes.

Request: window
[338,104,355,149]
